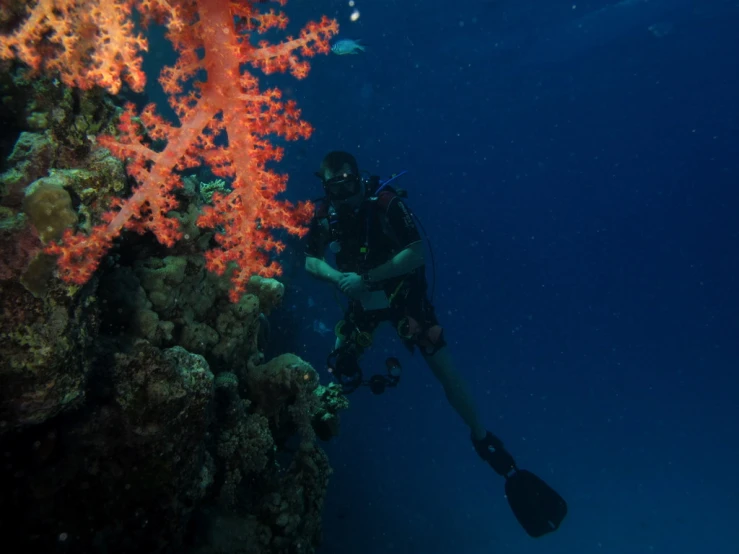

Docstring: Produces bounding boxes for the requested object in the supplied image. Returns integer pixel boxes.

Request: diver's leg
[421,345,487,440]
[422,346,519,475]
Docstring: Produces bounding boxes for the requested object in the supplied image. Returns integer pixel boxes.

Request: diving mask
[322,173,361,201]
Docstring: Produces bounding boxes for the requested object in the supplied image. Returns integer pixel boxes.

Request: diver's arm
[305,256,343,285]
[366,241,424,282]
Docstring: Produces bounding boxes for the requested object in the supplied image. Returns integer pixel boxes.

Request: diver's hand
[338,272,366,298]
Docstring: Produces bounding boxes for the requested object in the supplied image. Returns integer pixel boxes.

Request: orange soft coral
[3,0,337,300]
[0,0,147,94]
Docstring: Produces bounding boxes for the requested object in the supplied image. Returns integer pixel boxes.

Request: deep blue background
[147,1,739,552]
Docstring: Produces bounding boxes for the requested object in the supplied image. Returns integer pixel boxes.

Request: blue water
[163,0,739,552]
[272,0,739,552]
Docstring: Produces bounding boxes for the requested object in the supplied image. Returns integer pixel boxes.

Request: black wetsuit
[304,188,445,354]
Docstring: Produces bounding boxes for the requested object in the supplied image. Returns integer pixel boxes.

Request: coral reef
[2,0,337,300]
[0,275,98,430]
[0,341,215,553]
[0,13,348,549]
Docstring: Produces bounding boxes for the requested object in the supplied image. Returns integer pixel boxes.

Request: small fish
[648,21,673,38]
[312,319,332,337]
[331,39,365,55]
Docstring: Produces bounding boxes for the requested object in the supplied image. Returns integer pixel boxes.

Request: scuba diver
[304,151,567,538]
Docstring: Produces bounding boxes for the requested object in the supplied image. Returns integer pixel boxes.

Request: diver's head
[316,151,364,208]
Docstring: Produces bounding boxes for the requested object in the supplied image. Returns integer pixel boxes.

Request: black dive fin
[505,469,567,538]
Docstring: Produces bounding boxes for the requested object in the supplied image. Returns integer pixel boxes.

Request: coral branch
[2,0,337,300]
[0,0,148,94]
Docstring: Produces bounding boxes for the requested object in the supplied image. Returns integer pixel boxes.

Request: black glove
[472,431,517,477]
